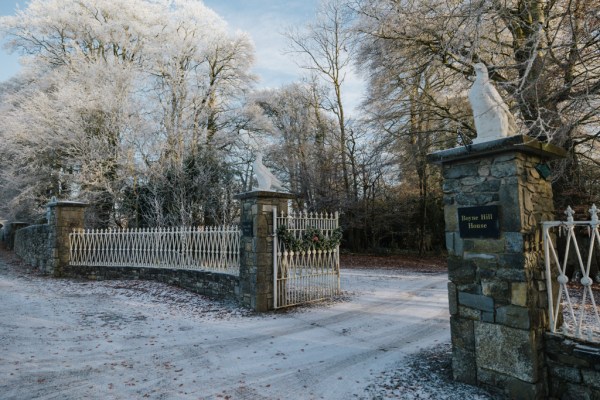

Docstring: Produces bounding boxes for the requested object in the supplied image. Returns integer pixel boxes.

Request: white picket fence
[69,225,241,275]
[543,205,600,342]
[274,210,341,309]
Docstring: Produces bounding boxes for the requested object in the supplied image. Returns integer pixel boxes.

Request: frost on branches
[0,0,255,226]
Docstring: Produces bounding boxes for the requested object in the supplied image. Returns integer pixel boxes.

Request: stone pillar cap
[234,190,297,200]
[47,200,89,208]
[427,135,567,165]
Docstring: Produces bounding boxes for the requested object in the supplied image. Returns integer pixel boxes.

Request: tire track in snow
[0,264,451,399]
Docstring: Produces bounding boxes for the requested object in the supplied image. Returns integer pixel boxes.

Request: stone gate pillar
[428,135,566,399]
[47,200,88,277]
[235,190,295,312]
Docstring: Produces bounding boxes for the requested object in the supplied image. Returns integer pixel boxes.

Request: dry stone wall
[63,265,239,301]
[14,224,52,273]
[1,222,29,250]
[545,333,600,399]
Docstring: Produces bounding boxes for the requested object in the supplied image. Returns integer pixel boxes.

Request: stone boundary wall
[545,333,600,398]
[1,222,30,250]
[14,224,52,273]
[5,201,87,276]
[63,265,240,302]
[4,193,297,311]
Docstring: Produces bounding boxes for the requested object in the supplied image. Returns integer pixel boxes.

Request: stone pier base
[235,191,295,311]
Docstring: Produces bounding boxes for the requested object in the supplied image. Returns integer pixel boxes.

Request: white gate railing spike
[565,206,575,222]
[590,204,599,223]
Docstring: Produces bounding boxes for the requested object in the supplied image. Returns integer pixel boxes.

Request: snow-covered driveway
[0,261,450,399]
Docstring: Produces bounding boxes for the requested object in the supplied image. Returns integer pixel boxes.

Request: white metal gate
[543,205,600,342]
[273,208,341,309]
[69,225,241,275]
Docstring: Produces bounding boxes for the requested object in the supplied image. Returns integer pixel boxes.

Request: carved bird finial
[468,63,517,143]
[252,152,285,192]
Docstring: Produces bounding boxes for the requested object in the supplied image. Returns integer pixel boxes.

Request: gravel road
[0,254,501,399]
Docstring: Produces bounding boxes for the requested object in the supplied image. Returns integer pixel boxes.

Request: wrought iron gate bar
[274,209,340,309]
[69,225,241,275]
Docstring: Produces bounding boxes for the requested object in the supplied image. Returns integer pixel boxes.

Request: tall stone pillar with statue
[235,152,295,311]
[428,63,566,399]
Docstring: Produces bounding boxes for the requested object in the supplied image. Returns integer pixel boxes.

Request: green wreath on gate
[276,225,343,252]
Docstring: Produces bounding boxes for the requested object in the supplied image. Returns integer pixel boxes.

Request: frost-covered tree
[0,0,255,226]
[353,0,600,216]
[251,82,341,209]
[354,0,600,145]
[285,0,356,201]
[0,63,143,223]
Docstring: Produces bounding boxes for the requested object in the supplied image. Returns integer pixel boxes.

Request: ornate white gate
[69,225,241,275]
[543,205,600,342]
[273,209,341,309]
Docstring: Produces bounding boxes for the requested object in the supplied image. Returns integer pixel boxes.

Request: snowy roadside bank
[0,254,502,399]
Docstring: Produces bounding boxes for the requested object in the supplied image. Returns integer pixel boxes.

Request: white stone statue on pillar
[253,152,285,191]
[468,63,517,144]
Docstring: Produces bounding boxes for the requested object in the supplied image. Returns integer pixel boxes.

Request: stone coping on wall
[427,135,567,165]
[234,190,297,201]
[2,221,29,225]
[46,200,89,208]
[544,332,600,398]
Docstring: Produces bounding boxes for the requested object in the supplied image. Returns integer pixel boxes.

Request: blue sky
[0,0,27,81]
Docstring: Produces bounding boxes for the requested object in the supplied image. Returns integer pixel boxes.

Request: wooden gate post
[235,190,295,311]
[428,135,566,399]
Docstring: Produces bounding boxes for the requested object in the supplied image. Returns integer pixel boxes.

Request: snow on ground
[364,342,504,400]
[0,256,501,399]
